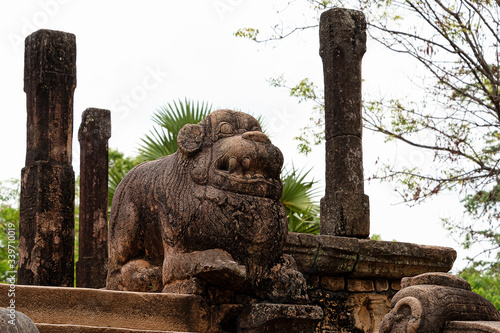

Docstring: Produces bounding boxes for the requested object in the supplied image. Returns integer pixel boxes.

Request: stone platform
[0,284,208,332]
[0,233,456,333]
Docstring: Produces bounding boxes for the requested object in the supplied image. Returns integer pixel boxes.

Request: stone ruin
[1,7,499,333]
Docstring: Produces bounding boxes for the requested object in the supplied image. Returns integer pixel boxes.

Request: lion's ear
[177,124,205,155]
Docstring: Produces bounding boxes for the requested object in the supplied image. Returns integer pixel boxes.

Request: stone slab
[285,234,456,279]
[0,284,208,332]
[284,233,358,275]
[37,324,186,333]
[445,321,500,333]
[353,239,456,278]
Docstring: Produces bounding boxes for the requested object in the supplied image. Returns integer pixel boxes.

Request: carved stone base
[237,303,323,333]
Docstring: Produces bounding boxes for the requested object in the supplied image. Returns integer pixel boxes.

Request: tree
[0,179,20,283]
[459,262,500,310]
[108,98,321,234]
[236,0,500,265]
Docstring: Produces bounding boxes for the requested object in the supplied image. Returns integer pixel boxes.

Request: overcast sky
[1,1,475,270]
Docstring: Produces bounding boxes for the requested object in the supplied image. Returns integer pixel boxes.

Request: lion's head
[176,109,284,200]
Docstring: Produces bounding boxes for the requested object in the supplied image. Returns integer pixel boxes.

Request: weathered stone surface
[285,234,456,279]
[347,293,391,333]
[390,280,401,291]
[320,276,345,292]
[319,8,370,239]
[107,110,307,303]
[19,29,76,286]
[380,273,500,333]
[0,284,209,332]
[237,303,323,333]
[309,291,391,333]
[375,279,389,292]
[325,136,364,193]
[77,108,111,289]
[320,8,366,140]
[320,192,370,237]
[346,279,374,292]
[353,239,456,278]
[445,321,500,333]
[284,233,358,275]
[18,162,75,286]
[0,307,39,332]
[23,29,77,165]
[401,271,471,290]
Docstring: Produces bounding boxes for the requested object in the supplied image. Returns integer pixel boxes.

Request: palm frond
[153,98,212,135]
[138,127,178,162]
[139,98,212,162]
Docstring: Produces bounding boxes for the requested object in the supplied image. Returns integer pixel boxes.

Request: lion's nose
[242,131,270,143]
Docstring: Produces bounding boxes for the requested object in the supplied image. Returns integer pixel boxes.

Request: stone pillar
[76,108,111,288]
[319,9,370,238]
[18,29,77,286]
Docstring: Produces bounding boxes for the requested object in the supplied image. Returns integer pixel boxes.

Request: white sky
[0,0,477,270]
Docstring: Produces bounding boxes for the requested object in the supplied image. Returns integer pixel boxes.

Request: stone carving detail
[106,110,307,303]
[380,272,500,333]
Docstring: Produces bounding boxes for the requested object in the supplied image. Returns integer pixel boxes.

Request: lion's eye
[219,122,234,135]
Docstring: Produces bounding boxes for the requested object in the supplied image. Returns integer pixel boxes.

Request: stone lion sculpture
[106,110,307,303]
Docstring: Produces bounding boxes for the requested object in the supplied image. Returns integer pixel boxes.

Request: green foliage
[139,99,212,162]
[459,264,500,311]
[281,167,320,235]
[234,28,260,41]
[0,179,20,283]
[108,149,141,208]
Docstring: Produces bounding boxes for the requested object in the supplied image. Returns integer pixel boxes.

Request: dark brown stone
[320,276,345,291]
[106,110,307,303]
[237,303,323,333]
[18,29,76,287]
[375,279,389,292]
[380,273,500,333]
[320,8,366,140]
[319,8,370,238]
[320,192,370,237]
[23,29,76,165]
[325,136,364,193]
[76,108,111,289]
[284,233,358,275]
[346,279,374,292]
[18,163,75,286]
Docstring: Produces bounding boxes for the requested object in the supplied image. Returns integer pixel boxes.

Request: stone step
[0,284,209,332]
[37,323,190,333]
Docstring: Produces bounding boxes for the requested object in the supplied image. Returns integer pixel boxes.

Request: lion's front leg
[162,249,247,294]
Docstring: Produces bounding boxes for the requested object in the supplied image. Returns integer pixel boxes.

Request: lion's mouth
[213,155,282,199]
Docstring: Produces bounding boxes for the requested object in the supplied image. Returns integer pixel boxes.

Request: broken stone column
[319,8,370,238]
[18,29,76,286]
[76,108,111,288]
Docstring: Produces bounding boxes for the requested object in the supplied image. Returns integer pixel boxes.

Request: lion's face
[178,110,284,200]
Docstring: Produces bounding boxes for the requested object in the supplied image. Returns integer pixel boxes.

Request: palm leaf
[280,166,320,235]
[139,98,212,162]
